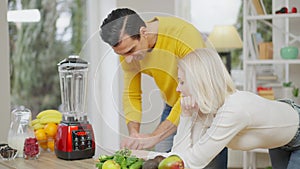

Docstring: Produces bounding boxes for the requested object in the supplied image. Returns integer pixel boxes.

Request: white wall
[117,0,175,15]
[0,0,11,143]
[85,0,120,156]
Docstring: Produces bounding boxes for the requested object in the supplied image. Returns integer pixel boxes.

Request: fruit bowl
[0,144,18,160]
[37,137,55,152]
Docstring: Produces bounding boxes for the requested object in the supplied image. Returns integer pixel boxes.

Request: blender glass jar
[58,55,89,121]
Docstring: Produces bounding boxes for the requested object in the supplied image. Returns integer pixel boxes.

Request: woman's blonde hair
[178,48,236,114]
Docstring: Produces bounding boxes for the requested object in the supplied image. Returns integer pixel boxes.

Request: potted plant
[292,86,299,98]
[282,82,299,104]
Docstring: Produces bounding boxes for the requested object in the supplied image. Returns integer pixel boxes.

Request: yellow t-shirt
[121,16,205,125]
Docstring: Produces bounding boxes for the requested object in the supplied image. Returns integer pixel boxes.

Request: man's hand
[120,133,159,150]
[180,96,199,116]
[121,120,177,150]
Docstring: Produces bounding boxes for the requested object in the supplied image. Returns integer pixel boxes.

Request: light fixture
[207,25,243,73]
[7,9,41,22]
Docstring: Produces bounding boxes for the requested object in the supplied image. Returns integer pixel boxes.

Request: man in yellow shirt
[100,8,227,168]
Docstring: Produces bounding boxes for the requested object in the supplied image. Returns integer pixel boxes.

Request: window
[8,0,87,117]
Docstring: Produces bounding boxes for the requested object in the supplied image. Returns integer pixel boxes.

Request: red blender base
[55,121,95,160]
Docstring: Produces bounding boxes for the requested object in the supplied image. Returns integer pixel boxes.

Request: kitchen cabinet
[242,0,300,168]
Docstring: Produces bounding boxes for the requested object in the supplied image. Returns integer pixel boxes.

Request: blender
[55,55,95,160]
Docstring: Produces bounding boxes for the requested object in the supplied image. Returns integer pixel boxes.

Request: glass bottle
[7,106,38,158]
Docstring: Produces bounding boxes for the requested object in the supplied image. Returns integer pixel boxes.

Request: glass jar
[23,137,39,159]
[7,106,38,159]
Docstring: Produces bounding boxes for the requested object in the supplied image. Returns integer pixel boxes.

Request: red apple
[158,155,184,169]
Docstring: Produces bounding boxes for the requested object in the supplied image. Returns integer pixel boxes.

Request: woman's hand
[130,149,150,160]
[180,96,199,116]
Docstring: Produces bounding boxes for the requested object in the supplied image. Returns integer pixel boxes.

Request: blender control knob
[83,116,88,122]
[67,116,75,122]
[74,142,79,146]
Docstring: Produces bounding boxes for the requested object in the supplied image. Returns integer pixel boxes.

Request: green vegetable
[121,165,128,169]
[116,148,131,157]
[121,158,127,169]
[129,159,144,169]
[126,156,138,166]
[114,155,125,165]
[95,148,143,169]
[96,162,104,169]
[99,155,114,162]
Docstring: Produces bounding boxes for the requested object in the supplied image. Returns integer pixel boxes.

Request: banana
[37,109,62,119]
[40,113,62,120]
[40,117,62,124]
[30,119,40,127]
[33,123,45,130]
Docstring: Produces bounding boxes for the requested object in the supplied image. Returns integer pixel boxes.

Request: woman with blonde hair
[133,48,300,169]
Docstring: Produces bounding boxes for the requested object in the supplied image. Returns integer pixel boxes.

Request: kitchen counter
[0,152,97,169]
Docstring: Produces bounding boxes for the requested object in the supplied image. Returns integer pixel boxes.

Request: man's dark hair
[100,8,146,47]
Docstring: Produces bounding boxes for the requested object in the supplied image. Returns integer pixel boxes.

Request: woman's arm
[172,110,249,168]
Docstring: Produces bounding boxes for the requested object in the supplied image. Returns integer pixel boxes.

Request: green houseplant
[282,82,299,104]
[292,86,299,98]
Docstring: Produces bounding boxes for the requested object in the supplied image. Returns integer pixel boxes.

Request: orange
[47,139,55,152]
[38,140,48,150]
[44,123,58,137]
[35,129,47,141]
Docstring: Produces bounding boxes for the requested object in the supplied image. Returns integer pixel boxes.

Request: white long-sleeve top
[148,91,299,168]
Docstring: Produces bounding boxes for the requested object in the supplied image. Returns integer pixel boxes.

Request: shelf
[246,13,300,20]
[243,1,300,166]
[245,59,300,65]
[259,82,282,88]
[243,0,300,93]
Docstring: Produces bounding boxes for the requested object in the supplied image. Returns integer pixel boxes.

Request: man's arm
[127,121,140,135]
[120,56,144,130]
[120,121,142,150]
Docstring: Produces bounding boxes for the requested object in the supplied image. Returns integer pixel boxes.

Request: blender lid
[58,55,88,70]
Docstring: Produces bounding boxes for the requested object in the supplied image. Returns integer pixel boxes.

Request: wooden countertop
[0,152,97,169]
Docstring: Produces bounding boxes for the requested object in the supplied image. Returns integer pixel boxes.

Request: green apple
[158,155,184,169]
[102,160,121,169]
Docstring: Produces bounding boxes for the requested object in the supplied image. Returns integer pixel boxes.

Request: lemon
[102,160,121,169]
[44,123,58,137]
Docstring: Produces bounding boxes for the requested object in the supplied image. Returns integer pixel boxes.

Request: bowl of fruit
[30,109,62,152]
[95,149,185,169]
